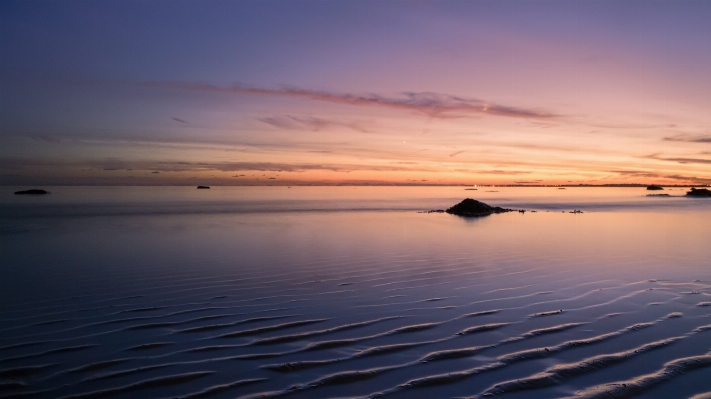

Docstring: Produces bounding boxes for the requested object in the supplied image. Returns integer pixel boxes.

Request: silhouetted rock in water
[558,188,566,190]
[686,188,711,197]
[646,185,664,190]
[197,186,210,189]
[445,198,513,217]
[647,194,670,197]
[14,189,48,195]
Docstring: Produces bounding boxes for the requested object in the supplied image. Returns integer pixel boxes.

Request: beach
[1,186,710,399]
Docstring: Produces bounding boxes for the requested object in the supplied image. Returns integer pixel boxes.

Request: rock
[197,186,210,189]
[14,189,49,195]
[647,194,670,197]
[445,198,514,217]
[646,185,664,190]
[686,188,711,197]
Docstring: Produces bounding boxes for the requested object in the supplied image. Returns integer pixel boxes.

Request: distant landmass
[686,188,711,197]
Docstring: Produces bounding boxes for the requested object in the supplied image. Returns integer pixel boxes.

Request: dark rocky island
[14,189,49,195]
[197,186,210,189]
[445,198,514,217]
[686,188,711,197]
[646,185,664,190]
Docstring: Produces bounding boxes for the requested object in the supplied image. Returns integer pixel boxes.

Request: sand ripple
[2,255,710,399]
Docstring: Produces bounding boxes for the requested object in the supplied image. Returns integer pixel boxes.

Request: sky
[1,0,710,186]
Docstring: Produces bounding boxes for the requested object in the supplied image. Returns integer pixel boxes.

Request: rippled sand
[1,187,710,398]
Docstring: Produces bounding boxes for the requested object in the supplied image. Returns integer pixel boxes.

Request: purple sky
[2,1,710,185]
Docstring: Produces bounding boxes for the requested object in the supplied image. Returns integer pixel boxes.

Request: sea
[1,186,710,399]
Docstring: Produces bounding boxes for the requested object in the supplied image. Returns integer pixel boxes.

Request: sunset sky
[2,1,710,186]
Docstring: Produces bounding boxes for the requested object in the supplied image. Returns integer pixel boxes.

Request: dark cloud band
[143,81,558,119]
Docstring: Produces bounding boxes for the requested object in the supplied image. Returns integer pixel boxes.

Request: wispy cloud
[661,157,711,165]
[172,117,190,124]
[96,158,130,171]
[258,115,370,133]
[645,154,711,165]
[663,134,711,143]
[589,122,674,130]
[455,169,531,175]
[164,161,433,173]
[143,81,558,119]
[31,135,61,143]
[610,170,662,178]
[0,158,438,174]
[663,175,711,184]
[611,170,711,184]
[449,150,466,157]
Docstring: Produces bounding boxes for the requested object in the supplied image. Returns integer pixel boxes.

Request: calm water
[1,186,710,399]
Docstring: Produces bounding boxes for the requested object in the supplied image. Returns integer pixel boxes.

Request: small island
[686,188,711,197]
[646,185,664,190]
[445,198,514,217]
[14,189,49,195]
[197,186,210,189]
